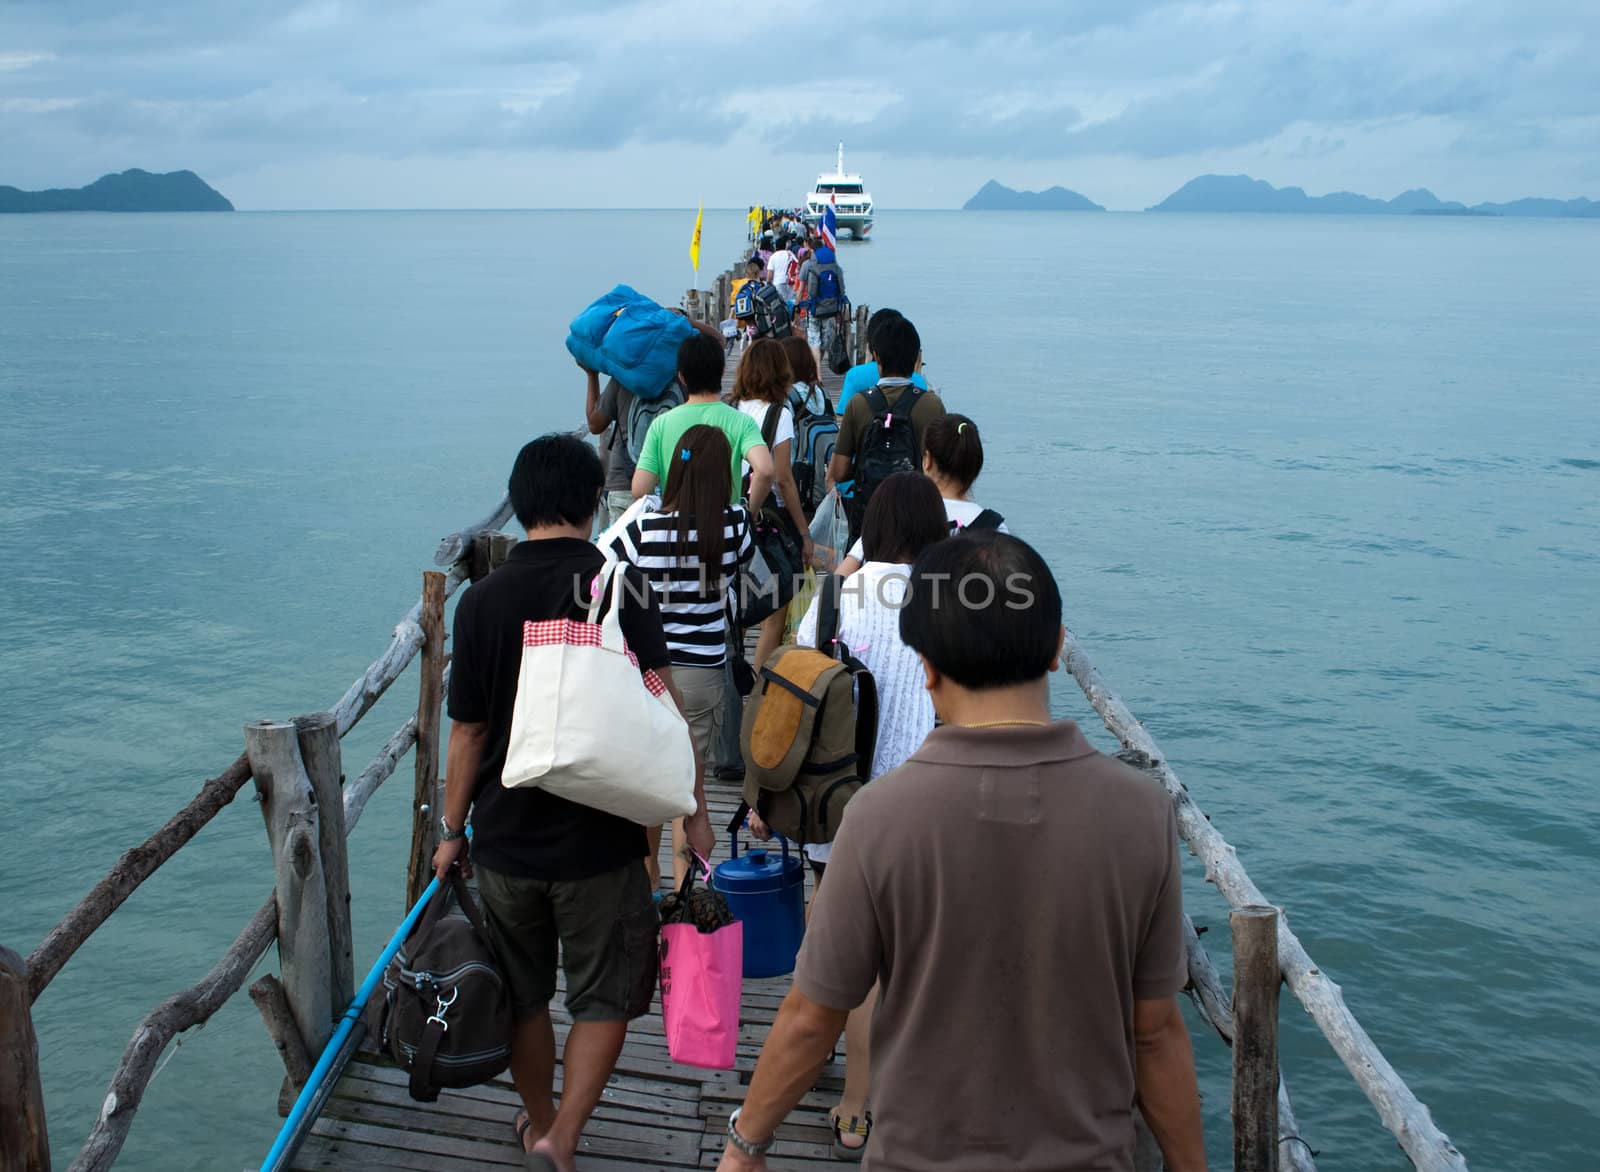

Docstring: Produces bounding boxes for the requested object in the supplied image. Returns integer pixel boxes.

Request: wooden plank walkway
[292,781,840,1171]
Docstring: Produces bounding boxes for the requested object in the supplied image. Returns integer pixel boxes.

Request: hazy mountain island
[964,180,1105,211]
[1147,175,1598,217]
[0,169,234,212]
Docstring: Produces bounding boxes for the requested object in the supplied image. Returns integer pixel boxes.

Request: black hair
[661,424,733,594]
[899,531,1063,690]
[860,472,948,564]
[922,413,984,491]
[746,257,763,272]
[677,330,726,394]
[864,307,904,354]
[508,432,603,530]
[874,315,921,378]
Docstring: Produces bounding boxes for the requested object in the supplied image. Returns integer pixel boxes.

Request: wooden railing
[2,500,514,1172]
[0,282,1469,1171]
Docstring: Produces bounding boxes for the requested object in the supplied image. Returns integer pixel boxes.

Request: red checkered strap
[520,561,667,698]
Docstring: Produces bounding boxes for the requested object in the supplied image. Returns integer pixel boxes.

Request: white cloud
[0,0,1594,207]
[0,50,57,71]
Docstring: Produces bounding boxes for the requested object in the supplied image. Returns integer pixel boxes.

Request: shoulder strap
[850,666,879,783]
[816,572,843,656]
[863,385,891,417]
[761,402,781,449]
[966,508,1004,532]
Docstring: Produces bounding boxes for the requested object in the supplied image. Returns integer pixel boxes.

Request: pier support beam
[1232,905,1282,1172]
[0,946,50,1171]
[246,720,334,1057]
[405,571,448,912]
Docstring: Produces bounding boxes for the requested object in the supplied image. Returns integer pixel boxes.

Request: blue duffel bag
[565,285,695,402]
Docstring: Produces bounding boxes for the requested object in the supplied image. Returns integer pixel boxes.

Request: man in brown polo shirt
[716,532,1206,1171]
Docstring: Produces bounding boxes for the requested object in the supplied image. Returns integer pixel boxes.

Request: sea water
[1,209,1595,1170]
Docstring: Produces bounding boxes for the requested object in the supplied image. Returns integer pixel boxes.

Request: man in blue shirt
[838,307,930,410]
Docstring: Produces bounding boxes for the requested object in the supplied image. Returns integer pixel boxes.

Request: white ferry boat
[805,143,874,239]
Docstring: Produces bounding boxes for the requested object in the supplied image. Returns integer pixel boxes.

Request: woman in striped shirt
[602,424,753,883]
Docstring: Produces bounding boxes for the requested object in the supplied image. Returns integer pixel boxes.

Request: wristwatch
[727,1108,774,1157]
[438,816,466,843]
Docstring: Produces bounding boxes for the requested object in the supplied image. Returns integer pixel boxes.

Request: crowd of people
[731,215,851,371]
[431,286,1207,1171]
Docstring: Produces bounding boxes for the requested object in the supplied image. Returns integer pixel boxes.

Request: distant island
[963,180,1104,211]
[0,169,234,213]
[1146,174,1598,218]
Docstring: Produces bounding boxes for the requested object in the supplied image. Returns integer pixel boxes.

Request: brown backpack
[366,870,512,1101]
[739,574,879,845]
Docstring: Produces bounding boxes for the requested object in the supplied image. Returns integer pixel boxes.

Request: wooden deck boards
[292,781,839,1171]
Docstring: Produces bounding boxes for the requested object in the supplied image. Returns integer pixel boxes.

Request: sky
[1,0,1596,211]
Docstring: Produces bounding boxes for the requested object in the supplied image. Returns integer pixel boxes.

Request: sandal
[512,1110,535,1153]
[828,1107,871,1162]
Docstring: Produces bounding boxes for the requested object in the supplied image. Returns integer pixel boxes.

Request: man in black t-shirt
[432,433,713,1172]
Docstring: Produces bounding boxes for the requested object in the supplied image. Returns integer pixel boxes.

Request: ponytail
[661,425,734,595]
[922,413,984,493]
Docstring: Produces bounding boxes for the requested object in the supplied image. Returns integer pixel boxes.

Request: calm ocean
[0,209,1595,1170]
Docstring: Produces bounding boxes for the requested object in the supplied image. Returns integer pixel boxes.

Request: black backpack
[367,871,512,1102]
[751,284,791,339]
[846,383,926,538]
[966,508,1005,532]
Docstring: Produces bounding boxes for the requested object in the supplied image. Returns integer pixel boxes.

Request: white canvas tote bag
[500,560,697,825]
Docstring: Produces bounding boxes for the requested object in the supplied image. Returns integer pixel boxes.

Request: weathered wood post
[853,303,871,365]
[405,570,448,911]
[1233,905,1281,1172]
[245,720,334,1057]
[0,946,50,1171]
[248,973,313,1116]
[469,531,517,584]
[295,712,352,1012]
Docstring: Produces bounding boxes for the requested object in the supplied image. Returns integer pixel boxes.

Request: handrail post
[1233,905,1281,1172]
[246,720,334,1056]
[468,532,516,584]
[295,713,352,1012]
[0,946,50,1171]
[405,571,448,911]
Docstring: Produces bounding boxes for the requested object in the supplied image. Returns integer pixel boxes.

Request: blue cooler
[712,835,807,979]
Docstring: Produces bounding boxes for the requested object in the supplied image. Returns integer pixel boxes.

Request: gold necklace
[961,719,1050,729]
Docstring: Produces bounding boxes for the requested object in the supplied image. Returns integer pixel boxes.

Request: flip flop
[828,1107,871,1162]
[512,1110,534,1153]
[523,1155,560,1172]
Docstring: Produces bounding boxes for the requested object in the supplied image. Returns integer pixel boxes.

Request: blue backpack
[812,263,843,319]
[788,385,838,517]
[565,285,694,402]
[733,280,761,320]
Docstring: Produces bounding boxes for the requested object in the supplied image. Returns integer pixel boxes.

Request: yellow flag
[689,202,704,275]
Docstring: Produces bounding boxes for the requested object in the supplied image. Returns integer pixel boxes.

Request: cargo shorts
[474,859,658,1022]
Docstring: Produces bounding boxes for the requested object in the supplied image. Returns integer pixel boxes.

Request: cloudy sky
[1,0,1596,211]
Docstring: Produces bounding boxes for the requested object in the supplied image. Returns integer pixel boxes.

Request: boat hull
[806,212,873,239]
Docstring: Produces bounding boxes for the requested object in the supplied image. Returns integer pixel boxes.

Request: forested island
[963,174,1597,217]
[963,180,1104,211]
[0,169,234,212]
[1145,175,1598,217]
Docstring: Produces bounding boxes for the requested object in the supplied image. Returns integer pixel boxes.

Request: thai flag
[820,199,838,250]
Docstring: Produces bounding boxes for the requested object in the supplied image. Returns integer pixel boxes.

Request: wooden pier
[1,265,1469,1172]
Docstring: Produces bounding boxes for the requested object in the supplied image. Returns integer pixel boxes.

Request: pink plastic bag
[658,858,743,1070]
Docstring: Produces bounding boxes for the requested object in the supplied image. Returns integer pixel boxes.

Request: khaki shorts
[672,663,727,763]
[475,860,658,1022]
